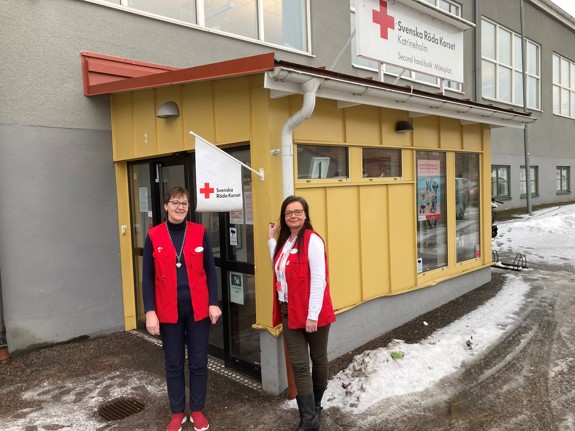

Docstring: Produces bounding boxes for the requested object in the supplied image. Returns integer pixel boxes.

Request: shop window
[556,166,570,194]
[362,148,402,178]
[520,165,538,198]
[416,152,447,273]
[297,145,348,179]
[491,165,510,199]
[455,153,481,262]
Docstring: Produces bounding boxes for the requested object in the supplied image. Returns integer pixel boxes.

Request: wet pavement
[1,257,574,430]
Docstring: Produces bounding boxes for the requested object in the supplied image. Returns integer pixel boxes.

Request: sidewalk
[0,272,507,431]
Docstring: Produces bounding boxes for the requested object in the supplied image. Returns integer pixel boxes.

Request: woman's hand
[145,311,160,336]
[209,305,222,324]
[305,319,318,333]
[268,222,279,240]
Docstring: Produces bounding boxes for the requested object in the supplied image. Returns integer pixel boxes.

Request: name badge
[195,247,204,252]
[290,249,298,254]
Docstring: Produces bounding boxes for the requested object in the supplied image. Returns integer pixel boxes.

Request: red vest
[272,229,336,329]
[148,222,209,323]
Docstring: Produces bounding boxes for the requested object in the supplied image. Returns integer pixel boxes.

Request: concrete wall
[0,125,123,350]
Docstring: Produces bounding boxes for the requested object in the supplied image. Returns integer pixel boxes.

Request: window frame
[520,165,539,198]
[552,53,575,118]
[481,17,541,110]
[83,0,312,54]
[556,166,571,194]
[491,165,511,200]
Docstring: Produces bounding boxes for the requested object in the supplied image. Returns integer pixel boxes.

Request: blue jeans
[160,300,211,413]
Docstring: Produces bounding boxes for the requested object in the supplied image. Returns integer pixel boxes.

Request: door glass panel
[228,148,254,264]
[455,154,481,262]
[129,163,153,326]
[416,152,447,272]
[229,273,259,364]
[226,148,259,368]
[160,165,186,212]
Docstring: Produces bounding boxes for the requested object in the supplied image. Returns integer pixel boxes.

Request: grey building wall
[462,0,575,209]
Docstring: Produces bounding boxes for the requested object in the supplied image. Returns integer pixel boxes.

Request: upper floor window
[349,0,462,92]
[552,53,575,118]
[481,18,540,110]
[96,0,309,52]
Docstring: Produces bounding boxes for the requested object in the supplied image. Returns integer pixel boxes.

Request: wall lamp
[395,120,414,133]
[156,101,180,118]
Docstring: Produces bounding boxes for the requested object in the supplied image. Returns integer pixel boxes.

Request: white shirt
[268,233,326,321]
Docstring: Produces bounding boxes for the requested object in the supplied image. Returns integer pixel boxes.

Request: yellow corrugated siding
[388,183,417,292]
[214,78,252,143]
[183,81,216,148]
[463,123,483,151]
[439,117,462,150]
[133,90,158,157]
[359,185,391,299]
[111,93,134,161]
[294,98,345,143]
[413,116,439,148]
[345,105,382,145]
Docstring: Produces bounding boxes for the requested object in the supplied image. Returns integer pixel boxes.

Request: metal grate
[97,397,145,421]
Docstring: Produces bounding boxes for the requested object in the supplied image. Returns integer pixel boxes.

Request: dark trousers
[280,302,330,396]
[160,300,211,413]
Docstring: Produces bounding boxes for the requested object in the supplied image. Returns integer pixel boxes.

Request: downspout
[281,77,321,198]
[0,267,10,364]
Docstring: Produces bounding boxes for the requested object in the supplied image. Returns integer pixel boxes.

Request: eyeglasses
[285,209,304,217]
[169,200,189,208]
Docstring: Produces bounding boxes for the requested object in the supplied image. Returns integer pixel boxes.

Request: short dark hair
[163,186,189,206]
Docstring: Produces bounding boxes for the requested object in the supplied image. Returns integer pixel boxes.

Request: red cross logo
[199,182,214,199]
[372,0,395,40]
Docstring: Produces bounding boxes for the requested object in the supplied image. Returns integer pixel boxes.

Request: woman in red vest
[143,186,221,431]
[268,195,335,431]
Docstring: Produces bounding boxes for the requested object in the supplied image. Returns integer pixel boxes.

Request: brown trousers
[280,302,330,396]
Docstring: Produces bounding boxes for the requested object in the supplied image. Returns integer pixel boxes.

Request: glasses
[285,209,304,217]
[169,200,189,208]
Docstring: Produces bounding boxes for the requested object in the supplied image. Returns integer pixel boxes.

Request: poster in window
[417,160,442,221]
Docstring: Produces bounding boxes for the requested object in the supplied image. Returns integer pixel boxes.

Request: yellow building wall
[111,79,493,334]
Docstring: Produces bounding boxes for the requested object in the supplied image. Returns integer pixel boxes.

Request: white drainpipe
[280,77,321,198]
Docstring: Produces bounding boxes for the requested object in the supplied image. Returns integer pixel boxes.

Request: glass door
[128,149,260,379]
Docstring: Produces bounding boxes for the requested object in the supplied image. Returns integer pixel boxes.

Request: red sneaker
[190,410,210,431]
[166,412,187,431]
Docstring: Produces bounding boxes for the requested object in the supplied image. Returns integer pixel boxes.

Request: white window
[481,18,540,109]
[93,0,309,52]
[349,0,462,91]
[552,53,575,118]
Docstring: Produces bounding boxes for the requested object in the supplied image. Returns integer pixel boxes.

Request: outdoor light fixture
[395,120,414,133]
[156,101,180,118]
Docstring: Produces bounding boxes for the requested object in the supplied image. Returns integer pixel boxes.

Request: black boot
[313,387,326,419]
[295,393,320,431]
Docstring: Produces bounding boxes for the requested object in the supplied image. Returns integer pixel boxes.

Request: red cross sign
[372,0,395,40]
[199,182,215,199]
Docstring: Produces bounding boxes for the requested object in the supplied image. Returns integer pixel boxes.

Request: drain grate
[97,397,145,421]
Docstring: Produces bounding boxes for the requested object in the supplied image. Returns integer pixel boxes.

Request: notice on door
[229,272,244,305]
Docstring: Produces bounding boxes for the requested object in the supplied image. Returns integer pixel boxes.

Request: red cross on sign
[199,182,215,199]
[372,0,395,40]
